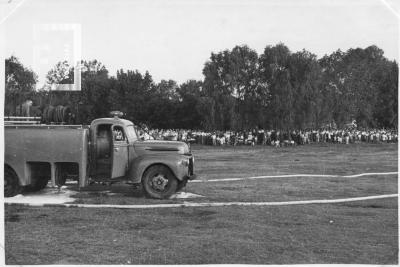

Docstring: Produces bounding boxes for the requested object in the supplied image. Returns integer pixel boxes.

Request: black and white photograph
[1,0,399,265]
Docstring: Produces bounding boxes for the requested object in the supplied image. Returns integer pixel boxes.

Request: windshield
[126,125,138,142]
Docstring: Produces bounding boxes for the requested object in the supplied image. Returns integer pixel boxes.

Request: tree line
[5,43,398,130]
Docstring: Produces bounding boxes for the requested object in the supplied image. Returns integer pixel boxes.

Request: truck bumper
[171,155,197,182]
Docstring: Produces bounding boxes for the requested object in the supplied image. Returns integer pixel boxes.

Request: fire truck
[4,112,196,199]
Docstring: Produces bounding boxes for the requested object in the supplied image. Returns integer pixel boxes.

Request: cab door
[111,125,129,178]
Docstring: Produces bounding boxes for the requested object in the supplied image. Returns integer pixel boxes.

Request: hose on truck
[42,105,73,124]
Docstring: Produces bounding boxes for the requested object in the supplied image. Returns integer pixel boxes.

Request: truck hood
[133,140,190,155]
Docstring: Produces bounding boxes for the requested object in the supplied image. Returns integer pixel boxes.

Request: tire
[25,177,49,192]
[177,179,188,192]
[141,165,178,199]
[56,168,67,187]
[32,178,49,191]
[4,167,21,197]
[57,173,67,187]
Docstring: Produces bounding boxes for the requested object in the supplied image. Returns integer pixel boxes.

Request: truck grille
[188,157,194,176]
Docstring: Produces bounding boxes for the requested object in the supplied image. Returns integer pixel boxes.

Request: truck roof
[91,117,134,127]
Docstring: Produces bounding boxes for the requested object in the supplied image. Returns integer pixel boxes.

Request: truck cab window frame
[125,125,138,142]
[112,125,127,142]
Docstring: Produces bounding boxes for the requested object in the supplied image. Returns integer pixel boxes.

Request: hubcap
[150,174,169,191]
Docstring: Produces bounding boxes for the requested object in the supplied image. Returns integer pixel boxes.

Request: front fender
[128,154,189,184]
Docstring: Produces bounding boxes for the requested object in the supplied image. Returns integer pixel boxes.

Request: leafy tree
[175,80,203,129]
[259,44,292,128]
[288,50,322,128]
[372,60,398,128]
[44,60,75,108]
[7,42,397,130]
[196,96,216,130]
[78,60,112,123]
[42,60,111,123]
[319,46,395,128]
[45,60,74,85]
[202,45,262,130]
[109,69,154,125]
[5,56,38,115]
[318,49,346,126]
[154,79,179,101]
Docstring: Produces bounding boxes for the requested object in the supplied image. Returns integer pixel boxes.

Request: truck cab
[90,117,137,180]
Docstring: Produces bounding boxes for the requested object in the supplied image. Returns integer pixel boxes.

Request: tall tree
[175,80,203,129]
[259,43,293,129]
[43,60,111,123]
[5,56,38,115]
[318,49,345,127]
[44,60,75,107]
[320,45,394,128]
[288,49,322,128]
[154,79,179,101]
[202,45,261,130]
[79,60,112,123]
[372,60,398,128]
[110,69,154,125]
[45,60,74,85]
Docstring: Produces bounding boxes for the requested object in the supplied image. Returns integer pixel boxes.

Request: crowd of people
[140,128,398,147]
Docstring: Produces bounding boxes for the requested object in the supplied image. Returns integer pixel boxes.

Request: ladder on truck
[4,116,86,129]
[4,116,41,125]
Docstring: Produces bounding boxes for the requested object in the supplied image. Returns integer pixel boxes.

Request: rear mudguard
[128,154,190,184]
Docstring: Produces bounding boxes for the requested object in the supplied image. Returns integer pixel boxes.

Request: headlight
[180,159,189,167]
[178,143,190,154]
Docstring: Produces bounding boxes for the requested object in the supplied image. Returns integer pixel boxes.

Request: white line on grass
[5,194,398,209]
[191,172,398,183]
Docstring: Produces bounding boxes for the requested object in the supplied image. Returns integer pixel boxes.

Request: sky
[2,0,399,88]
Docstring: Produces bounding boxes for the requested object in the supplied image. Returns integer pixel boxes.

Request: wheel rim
[149,173,169,192]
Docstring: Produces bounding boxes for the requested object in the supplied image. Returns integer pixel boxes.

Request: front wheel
[5,167,21,197]
[142,165,178,199]
[177,179,188,192]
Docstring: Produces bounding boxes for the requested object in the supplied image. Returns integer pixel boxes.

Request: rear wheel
[142,165,178,199]
[56,170,67,187]
[4,167,21,197]
[32,177,49,191]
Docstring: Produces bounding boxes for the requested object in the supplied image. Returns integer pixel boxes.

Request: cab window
[113,126,126,142]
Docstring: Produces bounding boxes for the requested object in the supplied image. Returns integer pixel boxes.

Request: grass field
[5,143,398,264]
